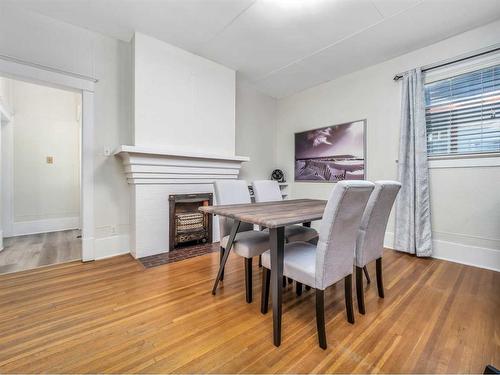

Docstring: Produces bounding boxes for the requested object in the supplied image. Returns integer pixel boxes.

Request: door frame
[0,99,13,251]
[0,54,96,261]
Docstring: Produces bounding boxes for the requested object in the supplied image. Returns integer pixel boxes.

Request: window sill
[428,154,500,169]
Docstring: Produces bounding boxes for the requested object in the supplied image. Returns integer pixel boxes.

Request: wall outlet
[104,147,112,156]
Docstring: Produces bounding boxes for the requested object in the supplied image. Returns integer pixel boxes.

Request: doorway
[0,77,82,274]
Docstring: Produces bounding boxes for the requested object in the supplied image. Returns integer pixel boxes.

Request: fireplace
[169,193,213,250]
[115,146,248,258]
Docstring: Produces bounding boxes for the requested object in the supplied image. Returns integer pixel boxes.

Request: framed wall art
[294,120,366,182]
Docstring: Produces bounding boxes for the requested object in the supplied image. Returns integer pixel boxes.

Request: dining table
[199,198,327,347]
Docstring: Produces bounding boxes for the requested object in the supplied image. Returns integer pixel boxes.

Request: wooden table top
[199,199,327,228]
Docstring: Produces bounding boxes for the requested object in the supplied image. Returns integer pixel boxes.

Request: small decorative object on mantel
[271,169,285,183]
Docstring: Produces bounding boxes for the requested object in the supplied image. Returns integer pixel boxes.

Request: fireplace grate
[169,193,213,250]
[175,212,205,233]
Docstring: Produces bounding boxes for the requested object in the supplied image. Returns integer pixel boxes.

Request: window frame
[424,52,500,163]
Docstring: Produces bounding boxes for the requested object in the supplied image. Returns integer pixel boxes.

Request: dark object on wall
[484,365,500,374]
[295,120,366,182]
[271,169,285,183]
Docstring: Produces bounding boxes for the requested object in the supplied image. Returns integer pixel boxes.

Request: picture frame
[294,119,367,182]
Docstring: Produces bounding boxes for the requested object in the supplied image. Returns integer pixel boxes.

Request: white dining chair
[260,180,375,349]
[253,179,319,293]
[214,180,270,303]
[252,180,319,243]
[355,180,401,314]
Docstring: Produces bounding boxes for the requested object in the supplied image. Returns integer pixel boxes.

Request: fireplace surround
[115,146,248,258]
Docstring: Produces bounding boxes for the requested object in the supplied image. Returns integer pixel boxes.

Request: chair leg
[219,247,225,281]
[282,276,287,288]
[363,265,371,284]
[245,258,253,303]
[287,277,293,285]
[344,274,355,324]
[296,282,303,296]
[315,289,327,350]
[305,285,311,291]
[356,266,365,315]
[376,257,384,298]
[258,254,262,268]
[261,267,270,314]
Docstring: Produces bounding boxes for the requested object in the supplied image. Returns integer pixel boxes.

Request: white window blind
[424,64,500,157]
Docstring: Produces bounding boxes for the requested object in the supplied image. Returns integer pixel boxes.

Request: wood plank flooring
[0,230,81,275]
[0,248,498,373]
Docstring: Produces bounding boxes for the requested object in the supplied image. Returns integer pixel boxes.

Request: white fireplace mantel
[114,145,249,185]
[115,145,249,258]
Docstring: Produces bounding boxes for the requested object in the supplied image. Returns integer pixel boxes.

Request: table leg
[270,226,285,347]
[212,220,240,295]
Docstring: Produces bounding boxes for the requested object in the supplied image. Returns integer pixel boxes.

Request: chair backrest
[315,180,375,290]
[355,180,401,267]
[252,180,283,202]
[213,180,254,238]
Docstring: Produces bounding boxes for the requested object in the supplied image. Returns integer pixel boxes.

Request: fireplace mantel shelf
[114,145,249,186]
[114,145,249,163]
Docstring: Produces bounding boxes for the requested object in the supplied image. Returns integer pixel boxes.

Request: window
[424,64,500,157]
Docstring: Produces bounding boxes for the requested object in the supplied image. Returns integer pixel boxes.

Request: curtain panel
[394,68,433,257]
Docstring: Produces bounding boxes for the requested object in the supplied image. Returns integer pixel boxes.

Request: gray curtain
[394,68,432,257]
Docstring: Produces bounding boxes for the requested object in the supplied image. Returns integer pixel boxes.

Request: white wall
[6,80,80,235]
[0,118,2,250]
[276,20,500,271]
[0,77,13,108]
[133,32,236,156]
[236,79,277,182]
[0,114,2,249]
[0,4,132,258]
[1,4,498,268]
[0,7,238,259]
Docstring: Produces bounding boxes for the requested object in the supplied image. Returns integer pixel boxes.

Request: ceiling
[4,0,500,98]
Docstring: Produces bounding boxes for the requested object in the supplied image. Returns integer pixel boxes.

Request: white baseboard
[384,231,500,272]
[133,247,169,259]
[9,217,79,237]
[81,236,95,262]
[94,234,130,260]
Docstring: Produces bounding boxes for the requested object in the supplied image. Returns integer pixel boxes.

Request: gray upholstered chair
[252,180,319,243]
[355,180,401,314]
[260,180,375,349]
[214,180,270,303]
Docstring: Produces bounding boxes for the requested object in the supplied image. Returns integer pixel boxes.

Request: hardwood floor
[0,230,81,275]
[0,248,498,373]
